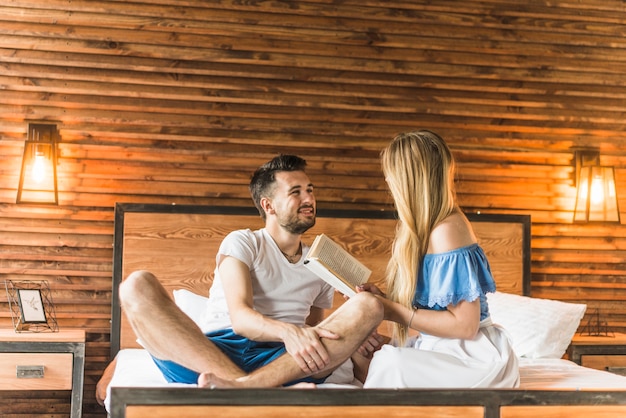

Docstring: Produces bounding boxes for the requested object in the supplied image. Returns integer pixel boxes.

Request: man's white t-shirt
[200,228,335,333]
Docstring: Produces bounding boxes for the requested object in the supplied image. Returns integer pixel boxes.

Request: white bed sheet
[104,348,626,413]
[518,357,626,390]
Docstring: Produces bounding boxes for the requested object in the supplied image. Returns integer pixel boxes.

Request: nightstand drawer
[581,354,626,375]
[0,353,73,390]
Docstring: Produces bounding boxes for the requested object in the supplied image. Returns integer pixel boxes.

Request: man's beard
[280,209,316,234]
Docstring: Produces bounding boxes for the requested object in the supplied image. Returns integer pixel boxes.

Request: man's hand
[282,324,339,373]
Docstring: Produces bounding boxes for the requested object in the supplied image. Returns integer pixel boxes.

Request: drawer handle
[16,365,45,379]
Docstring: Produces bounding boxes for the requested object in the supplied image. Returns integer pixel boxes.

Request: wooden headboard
[110,203,531,358]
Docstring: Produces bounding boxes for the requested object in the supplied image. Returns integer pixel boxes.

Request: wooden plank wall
[0,0,625,416]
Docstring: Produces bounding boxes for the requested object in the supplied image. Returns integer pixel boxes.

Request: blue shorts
[151,328,327,386]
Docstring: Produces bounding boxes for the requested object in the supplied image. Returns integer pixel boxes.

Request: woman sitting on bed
[356,130,520,388]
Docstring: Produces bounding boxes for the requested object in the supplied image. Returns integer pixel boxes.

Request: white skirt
[363,318,520,389]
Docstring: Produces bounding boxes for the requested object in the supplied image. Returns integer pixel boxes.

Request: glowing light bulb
[31,150,46,184]
[590,175,604,206]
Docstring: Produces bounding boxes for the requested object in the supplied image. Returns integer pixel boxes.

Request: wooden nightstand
[567,332,626,376]
[0,328,86,418]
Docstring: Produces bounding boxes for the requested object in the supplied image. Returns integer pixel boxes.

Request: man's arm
[219,255,288,341]
[219,255,338,373]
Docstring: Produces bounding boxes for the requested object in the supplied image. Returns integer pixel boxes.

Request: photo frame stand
[5,280,59,333]
[580,308,614,337]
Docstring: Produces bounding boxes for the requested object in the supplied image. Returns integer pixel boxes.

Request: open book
[303,234,372,297]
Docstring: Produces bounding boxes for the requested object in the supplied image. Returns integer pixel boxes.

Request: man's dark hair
[249,154,307,220]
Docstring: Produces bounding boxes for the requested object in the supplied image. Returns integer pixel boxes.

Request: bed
[105,203,626,418]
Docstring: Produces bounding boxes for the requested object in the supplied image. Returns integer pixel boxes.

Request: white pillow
[172,288,209,326]
[487,291,586,359]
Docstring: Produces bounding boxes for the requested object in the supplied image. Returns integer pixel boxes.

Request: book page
[309,234,371,287]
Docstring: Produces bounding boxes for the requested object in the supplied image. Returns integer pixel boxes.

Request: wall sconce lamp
[16,123,59,205]
[573,150,620,223]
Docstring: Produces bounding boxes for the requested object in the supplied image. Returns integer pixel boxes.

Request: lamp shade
[574,165,620,223]
[16,123,59,205]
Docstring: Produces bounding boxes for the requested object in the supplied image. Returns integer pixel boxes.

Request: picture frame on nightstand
[4,280,59,332]
[17,289,47,323]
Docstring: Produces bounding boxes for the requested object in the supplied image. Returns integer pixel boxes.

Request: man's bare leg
[120,270,245,379]
[198,291,384,388]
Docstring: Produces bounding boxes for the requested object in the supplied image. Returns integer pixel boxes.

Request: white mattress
[104,348,626,413]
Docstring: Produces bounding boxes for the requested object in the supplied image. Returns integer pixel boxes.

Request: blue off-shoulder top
[412,243,496,321]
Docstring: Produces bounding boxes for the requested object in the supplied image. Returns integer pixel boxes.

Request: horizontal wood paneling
[1,0,626,416]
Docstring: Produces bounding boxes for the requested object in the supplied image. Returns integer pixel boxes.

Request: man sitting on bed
[96,154,383,401]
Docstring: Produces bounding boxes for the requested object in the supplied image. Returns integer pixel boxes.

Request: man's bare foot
[198,372,239,389]
[288,382,317,389]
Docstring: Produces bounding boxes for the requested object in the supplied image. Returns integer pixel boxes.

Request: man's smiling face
[270,170,316,234]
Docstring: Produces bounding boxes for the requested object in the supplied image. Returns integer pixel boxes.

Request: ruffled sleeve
[413,243,496,313]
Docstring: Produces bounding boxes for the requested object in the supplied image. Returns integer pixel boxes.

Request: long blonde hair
[381,130,457,345]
